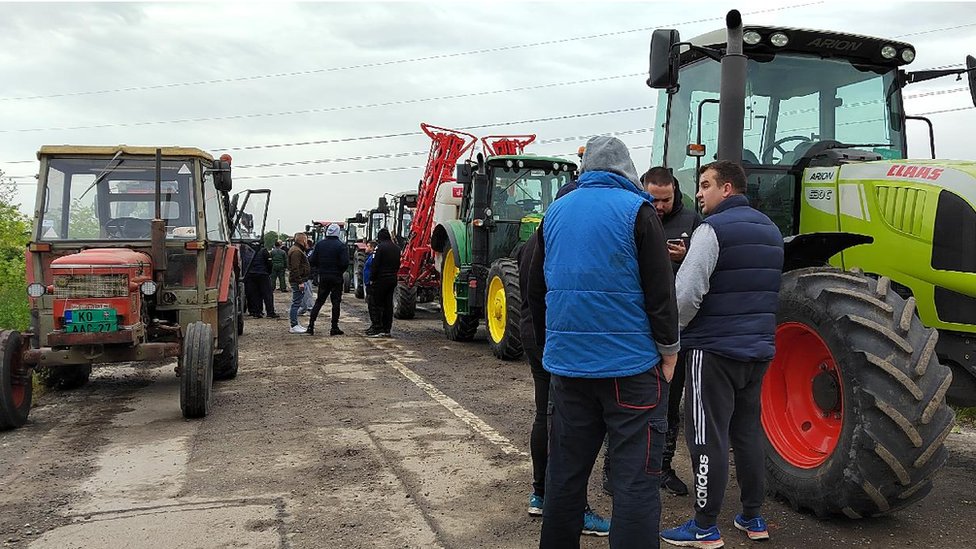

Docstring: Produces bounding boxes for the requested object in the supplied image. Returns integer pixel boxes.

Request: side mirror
[377,196,389,214]
[648,29,681,89]
[212,160,233,191]
[967,55,976,108]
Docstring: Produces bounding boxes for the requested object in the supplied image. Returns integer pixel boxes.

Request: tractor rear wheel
[441,245,478,341]
[180,321,214,419]
[486,259,523,360]
[354,252,366,299]
[763,268,954,518]
[214,279,240,381]
[36,365,91,390]
[0,331,31,430]
[394,283,417,319]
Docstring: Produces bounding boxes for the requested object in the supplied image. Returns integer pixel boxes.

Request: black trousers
[684,349,769,527]
[541,369,668,549]
[245,275,275,316]
[663,350,688,470]
[309,275,343,329]
[370,279,396,332]
[365,288,381,330]
[526,344,551,497]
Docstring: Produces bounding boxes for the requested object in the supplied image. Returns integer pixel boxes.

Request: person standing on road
[518,183,610,537]
[641,166,703,497]
[528,136,679,549]
[367,228,399,338]
[287,232,311,334]
[362,241,380,334]
[245,244,277,318]
[271,241,288,292]
[308,223,350,336]
[660,160,784,548]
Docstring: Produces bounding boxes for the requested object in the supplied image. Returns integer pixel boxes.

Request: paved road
[2,293,975,548]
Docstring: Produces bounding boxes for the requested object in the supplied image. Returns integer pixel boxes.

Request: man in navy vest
[528,136,679,549]
[661,160,784,548]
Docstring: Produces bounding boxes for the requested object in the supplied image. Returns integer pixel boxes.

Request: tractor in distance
[351,191,417,301]
[430,135,578,360]
[647,10,976,518]
[0,145,269,429]
[306,219,356,292]
[344,211,368,294]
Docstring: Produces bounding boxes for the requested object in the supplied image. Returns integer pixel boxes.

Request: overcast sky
[2,1,974,236]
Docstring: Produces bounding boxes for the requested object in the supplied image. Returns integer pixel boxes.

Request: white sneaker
[289,324,307,334]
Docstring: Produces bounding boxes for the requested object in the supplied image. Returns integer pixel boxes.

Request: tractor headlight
[881,45,897,59]
[770,32,789,47]
[743,31,762,45]
[140,281,158,296]
[26,283,46,298]
[901,48,915,63]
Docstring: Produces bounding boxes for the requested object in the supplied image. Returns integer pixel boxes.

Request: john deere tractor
[647,11,975,517]
[431,155,577,360]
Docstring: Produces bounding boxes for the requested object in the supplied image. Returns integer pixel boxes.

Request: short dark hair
[641,166,677,189]
[700,160,747,193]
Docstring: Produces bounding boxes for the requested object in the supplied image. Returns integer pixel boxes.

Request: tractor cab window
[401,209,414,239]
[38,157,197,241]
[369,212,386,239]
[490,165,568,221]
[202,173,228,241]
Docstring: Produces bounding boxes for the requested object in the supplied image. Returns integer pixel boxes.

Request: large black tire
[36,365,91,390]
[0,331,32,430]
[343,271,352,293]
[764,268,954,518]
[354,252,366,300]
[214,278,240,381]
[394,283,417,320]
[486,259,523,360]
[441,245,478,341]
[180,321,214,419]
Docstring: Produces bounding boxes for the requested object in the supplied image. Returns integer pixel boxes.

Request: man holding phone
[641,166,702,497]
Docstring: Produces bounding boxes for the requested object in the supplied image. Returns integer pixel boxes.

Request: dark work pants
[371,279,396,332]
[272,267,286,291]
[663,350,688,471]
[684,349,769,527]
[541,369,668,549]
[309,275,343,329]
[526,344,550,497]
[365,287,381,331]
[245,275,272,315]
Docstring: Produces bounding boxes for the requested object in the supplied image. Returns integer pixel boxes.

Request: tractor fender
[217,246,239,303]
[431,221,468,267]
[783,232,873,272]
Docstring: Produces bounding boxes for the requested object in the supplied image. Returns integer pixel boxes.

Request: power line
[893,21,976,38]
[0,2,823,103]
[0,73,642,134]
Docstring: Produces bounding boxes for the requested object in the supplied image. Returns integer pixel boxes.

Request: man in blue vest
[661,160,784,548]
[528,135,679,549]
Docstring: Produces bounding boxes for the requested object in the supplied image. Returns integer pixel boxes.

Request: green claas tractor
[647,11,976,517]
[0,145,269,428]
[431,154,577,360]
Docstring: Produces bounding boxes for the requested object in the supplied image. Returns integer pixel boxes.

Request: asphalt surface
[2,292,975,548]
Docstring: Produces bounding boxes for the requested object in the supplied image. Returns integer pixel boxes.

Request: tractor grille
[876,186,925,237]
[53,274,129,299]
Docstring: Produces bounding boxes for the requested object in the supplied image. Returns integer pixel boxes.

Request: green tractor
[431,154,577,360]
[647,11,975,517]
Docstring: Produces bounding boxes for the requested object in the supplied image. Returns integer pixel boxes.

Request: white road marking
[379,347,528,458]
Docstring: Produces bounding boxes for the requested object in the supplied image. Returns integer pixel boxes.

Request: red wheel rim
[762,322,844,469]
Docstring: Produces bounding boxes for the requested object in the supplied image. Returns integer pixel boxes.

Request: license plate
[64,308,118,333]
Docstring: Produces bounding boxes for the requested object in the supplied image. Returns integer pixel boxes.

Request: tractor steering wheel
[104,217,152,239]
[764,135,815,164]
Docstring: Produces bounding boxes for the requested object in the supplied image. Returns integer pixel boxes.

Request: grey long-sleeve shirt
[675,223,720,330]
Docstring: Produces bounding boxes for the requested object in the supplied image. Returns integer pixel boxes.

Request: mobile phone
[667,238,684,246]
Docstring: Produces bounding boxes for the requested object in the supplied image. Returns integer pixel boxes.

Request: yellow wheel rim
[442,251,458,326]
[487,275,506,344]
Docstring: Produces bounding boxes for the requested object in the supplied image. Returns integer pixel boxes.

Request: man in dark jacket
[287,233,311,333]
[308,223,350,336]
[367,228,400,337]
[661,160,783,547]
[641,166,703,497]
[245,244,278,319]
[528,136,679,549]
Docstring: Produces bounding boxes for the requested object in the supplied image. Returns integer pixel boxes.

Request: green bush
[0,177,30,331]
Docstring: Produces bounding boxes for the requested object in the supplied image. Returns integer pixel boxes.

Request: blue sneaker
[528,493,544,516]
[581,506,610,537]
[661,519,724,548]
[733,514,769,541]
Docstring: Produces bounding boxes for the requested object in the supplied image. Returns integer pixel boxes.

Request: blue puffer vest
[542,171,661,378]
[682,194,784,362]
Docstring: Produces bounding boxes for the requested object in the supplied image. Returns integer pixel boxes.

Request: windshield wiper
[79,150,124,200]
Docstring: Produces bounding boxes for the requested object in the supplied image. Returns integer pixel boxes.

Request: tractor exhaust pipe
[717,9,747,163]
[151,148,167,273]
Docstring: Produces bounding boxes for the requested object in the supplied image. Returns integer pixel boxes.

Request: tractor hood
[839,159,976,206]
[51,249,154,270]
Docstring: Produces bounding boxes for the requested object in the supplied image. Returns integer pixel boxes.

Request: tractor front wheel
[441,245,478,341]
[180,322,214,419]
[486,259,523,360]
[394,283,417,319]
[354,252,366,300]
[762,268,954,518]
[214,279,240,381]
[0,331,31,430]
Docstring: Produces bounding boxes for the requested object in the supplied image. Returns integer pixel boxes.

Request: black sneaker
[306,325,315,336]
[661,468,689,496]
[267,313,281,319]
[330,327,344,336]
